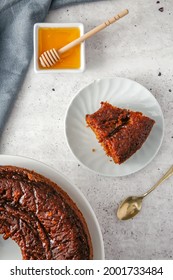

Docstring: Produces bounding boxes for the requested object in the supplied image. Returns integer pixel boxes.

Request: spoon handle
[142,165,173,198]
[58,9,129,55]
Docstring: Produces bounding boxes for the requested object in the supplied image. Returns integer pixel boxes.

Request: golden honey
[38,27,81,69]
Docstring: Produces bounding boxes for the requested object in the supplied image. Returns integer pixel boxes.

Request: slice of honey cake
[86,102,155,164]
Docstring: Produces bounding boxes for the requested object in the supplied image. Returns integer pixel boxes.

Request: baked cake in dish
[86,102,155,164]
[0,166,92,260]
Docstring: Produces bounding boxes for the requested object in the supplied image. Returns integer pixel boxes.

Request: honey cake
[86,102,155,164]
[0,166,93,260]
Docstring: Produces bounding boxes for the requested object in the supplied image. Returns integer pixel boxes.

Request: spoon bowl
[117,196,143,220]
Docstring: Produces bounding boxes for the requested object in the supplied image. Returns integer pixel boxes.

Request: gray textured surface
[0,0,173,259]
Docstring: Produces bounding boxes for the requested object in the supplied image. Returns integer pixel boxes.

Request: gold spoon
[117,165,173,221]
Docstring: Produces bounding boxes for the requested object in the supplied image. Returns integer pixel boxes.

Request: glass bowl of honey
[34,23,85,73]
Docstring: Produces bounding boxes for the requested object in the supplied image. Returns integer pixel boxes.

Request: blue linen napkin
[0,0,103,136]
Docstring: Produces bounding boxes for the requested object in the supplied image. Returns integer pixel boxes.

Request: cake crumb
[158,72,162,76]
[92,148,96,152]
[169,89,172,92]
[159,7,164,12]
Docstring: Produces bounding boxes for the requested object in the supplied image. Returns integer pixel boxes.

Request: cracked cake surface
[0,166,93,260]
[86,102,155,164]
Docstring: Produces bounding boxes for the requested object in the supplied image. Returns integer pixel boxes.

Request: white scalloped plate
[0,155,104,260]
[65,77,164,177]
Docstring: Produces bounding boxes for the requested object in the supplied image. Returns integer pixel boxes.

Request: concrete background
[1,0,173,259]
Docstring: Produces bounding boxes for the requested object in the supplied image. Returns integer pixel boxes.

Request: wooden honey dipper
[39,9,129,68]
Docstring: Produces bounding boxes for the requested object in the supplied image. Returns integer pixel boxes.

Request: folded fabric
[0,0,104,137]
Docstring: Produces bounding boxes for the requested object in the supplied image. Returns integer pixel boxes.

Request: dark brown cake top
[0,166,92,260]
[86,102,130,141]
